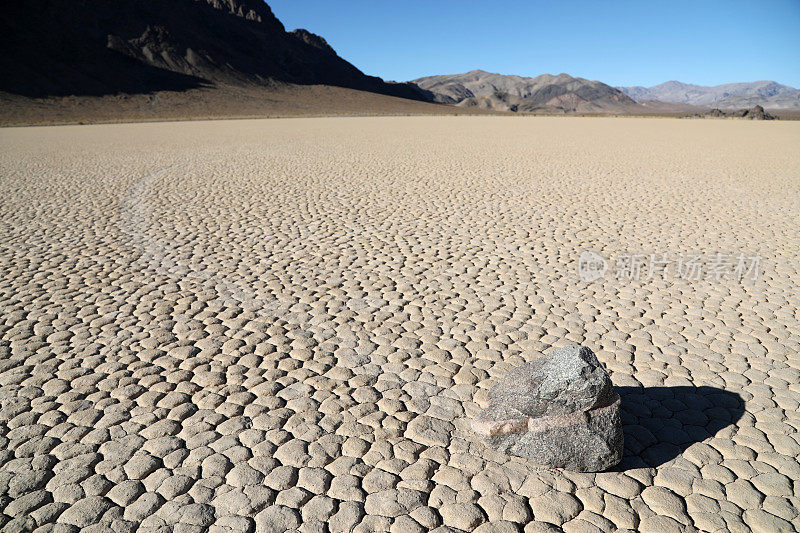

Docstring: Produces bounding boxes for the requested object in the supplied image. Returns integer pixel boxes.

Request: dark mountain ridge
[0,0,425,100]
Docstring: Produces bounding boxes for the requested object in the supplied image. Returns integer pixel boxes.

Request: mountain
[411,70,638,113]
[0,0,425,101]
[617,81,800,110]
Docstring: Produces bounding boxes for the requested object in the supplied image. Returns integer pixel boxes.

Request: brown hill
[411,70,638,113]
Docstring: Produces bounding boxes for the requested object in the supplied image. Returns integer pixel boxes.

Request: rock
[751,472,793,497]
[698,105,776,120]
[8,470,50,497]
[180,503,216,526]
[502,495,533,523]
[409,506,441,529]
[439,503,487,530]
[297,467,331,494]
[327,474,365,502]
[123,453,161,480]
[255,505,301,533]
[743,509,795,532]
[275,487,312,508]
[364,490,406,517]
[595,473,642,499]
[216,515,256,532]
[213,488,250,515]
[157,475,194,499]
[226,463,264,487]
[329,501,364,532]
[406,415,454,447]
[123,492,165,522]
[302,495,336,522]
[362,468,399,492]
[528,491,582,525]
[742,105,776,120]
[263,465,297,491]
[725,479,765,509]
[472,345,623,472]
[58,496,112,527]
[29,502,69,525]
[638,515,688,532]
[640,486,690,525]
[4,489,52,517]
[391,515,426,533]
[106,480,145,506]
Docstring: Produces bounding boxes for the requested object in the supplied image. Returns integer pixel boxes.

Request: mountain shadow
[615,385,745,470]
[0,0,425,100]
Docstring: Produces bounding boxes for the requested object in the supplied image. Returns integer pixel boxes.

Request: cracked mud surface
[1,116,799,532]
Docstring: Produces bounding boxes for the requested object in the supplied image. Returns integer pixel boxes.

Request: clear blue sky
[269,0,800,87]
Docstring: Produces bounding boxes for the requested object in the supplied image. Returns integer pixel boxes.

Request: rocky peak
[291,29,335,54]
[199,0,283,28]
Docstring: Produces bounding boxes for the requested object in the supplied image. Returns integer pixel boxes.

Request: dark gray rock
[741,105,775,120]
[692,105,776,120]
[473,345,622,472]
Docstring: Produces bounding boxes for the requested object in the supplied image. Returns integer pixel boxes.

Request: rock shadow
[615,385,745,470]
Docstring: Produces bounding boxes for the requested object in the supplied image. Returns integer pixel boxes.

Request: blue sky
[269,0,800,87]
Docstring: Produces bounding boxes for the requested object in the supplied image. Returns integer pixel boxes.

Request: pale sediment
[0,117,799,532]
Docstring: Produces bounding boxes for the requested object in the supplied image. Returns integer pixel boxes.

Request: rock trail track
[1,116,799,532]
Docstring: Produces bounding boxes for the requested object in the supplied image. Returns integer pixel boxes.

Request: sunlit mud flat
[1,117,799,532]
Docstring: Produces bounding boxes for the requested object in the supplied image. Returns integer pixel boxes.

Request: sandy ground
[1,116,799,532]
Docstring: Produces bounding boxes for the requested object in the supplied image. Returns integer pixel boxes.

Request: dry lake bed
[1,116,799,532]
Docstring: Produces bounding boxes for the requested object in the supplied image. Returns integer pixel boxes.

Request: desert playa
[1,116,799,532]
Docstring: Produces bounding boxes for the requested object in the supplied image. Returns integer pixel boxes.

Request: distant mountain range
[617,81,800,110]
[410,71,800,113]
[412,70,638,114]
[1,0,796,122]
